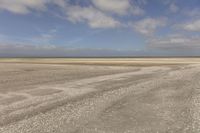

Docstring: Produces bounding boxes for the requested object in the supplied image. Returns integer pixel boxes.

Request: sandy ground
[0,58,200,133]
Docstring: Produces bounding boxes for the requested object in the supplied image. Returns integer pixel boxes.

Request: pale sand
[0,58,200,133]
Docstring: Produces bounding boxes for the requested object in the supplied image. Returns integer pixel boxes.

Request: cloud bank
[148,34,200,50]
[0,43,145,57]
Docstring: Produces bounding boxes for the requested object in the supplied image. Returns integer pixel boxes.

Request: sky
[0,0,200,57]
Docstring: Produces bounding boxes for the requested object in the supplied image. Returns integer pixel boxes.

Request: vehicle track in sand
[0,63,200,133]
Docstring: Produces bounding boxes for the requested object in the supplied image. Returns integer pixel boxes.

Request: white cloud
[91,0,144,16]
[148,34,200,50]
[65,6,121,29]
[91,0,130,15]
[0,0,65,14]
[131,18,167,36]
[0,0,145,29]
[0,0,47,14]
[169,3,179,13]
[0,0,121,29]
[177,19,200,32]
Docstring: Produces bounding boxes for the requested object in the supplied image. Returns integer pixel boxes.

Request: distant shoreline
[0,56,200,58]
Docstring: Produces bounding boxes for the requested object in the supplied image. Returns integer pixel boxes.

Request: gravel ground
[0,60,200,133]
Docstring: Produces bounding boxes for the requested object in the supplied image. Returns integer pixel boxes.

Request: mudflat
[0,58,200,133]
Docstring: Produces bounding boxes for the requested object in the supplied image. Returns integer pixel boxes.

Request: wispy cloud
[32,28,58,44]
[91,0,144,16]
[130,17,167,36]
[176,19,200,32]
[67,29,104,45]
[169,3,179,13]
[148,34,200,50]
[0,28,58,46]
[0,0,48,14]
[184,8,200,18]
[0,0,65,14]
[65,6,121,29]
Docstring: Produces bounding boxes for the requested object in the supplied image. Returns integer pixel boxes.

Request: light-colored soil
[0,58,200,133]
[1,58,200,66]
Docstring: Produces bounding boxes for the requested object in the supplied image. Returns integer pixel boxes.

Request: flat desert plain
[0,58,200,133]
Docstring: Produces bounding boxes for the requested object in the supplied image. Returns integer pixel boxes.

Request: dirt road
[0,60,200,133]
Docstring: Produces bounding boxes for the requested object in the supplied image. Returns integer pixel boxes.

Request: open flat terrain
[0,58,200,133]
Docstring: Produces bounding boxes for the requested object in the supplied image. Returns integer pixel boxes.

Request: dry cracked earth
[0,59,200,133]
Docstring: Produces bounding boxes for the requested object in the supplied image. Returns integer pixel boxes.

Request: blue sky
[0,0,200,57]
